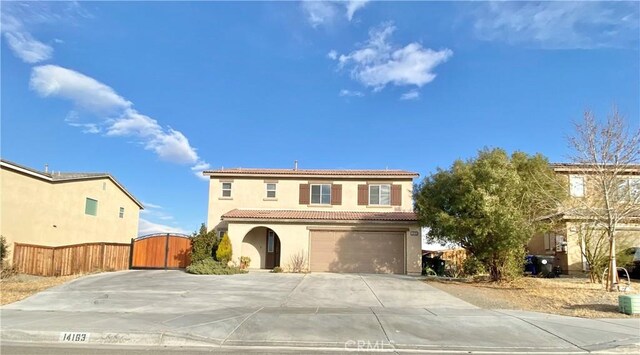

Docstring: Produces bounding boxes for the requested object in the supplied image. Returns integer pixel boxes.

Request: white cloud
[331,23,453,91]
[301,0,370,27]
[327,50,338,60]
[1,1,89,63]
[64,111,101,134]
[140,202,176,221]
[3,31,53,63]
[400,90,420,101]
[138,218,188,236]
[191,161,211,181]
[345,1,369,21]
[339,89,364,97]
[142,201,163,209]
[31,65,132,114]
[473,2,639,49]
[29,65,209,174]
[302,1,338,28]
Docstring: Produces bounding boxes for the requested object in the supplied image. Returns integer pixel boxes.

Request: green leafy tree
[190,223,219,264]
[0,235,8,265]
[216,232,232,264]
[415,148,565,281]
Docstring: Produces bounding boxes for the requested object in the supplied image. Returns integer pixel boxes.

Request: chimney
[44,164,49,173]
[294,160,298,171]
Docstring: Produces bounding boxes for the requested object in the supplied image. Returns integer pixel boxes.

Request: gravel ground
[427,276,640,318]
[1,274,80,305]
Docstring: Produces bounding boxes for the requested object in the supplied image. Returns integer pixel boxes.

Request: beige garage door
[310,230,405,274]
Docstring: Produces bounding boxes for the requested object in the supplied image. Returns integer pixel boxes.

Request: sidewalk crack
[370,307,396,351]
[280,274,307,307]
[495,310,589,352]
[360,274,385,307]
[221,307,263,345]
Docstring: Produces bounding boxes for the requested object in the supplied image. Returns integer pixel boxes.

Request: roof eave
[1,160,144,210]
[221,217,418,224]
[203,172,419,179]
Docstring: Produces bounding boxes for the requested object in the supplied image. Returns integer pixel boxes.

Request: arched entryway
[241,227,281,269]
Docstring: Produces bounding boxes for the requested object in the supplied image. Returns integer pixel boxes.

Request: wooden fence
[440,248,468,270]
[12,242,131,276]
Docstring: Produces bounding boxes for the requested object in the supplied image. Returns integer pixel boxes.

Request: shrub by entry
[190,223,219,264]
[186,258,247,275]
[216,233,232,264]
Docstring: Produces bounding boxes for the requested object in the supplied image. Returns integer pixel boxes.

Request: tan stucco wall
[207,177,415,231]
[563,221,640,274]
[0,167,140,263]
[228,222,421,274]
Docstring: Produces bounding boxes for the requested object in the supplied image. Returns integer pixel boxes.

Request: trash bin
[524,255,538,275]
[422,256,446,276]
[536,255,556,278]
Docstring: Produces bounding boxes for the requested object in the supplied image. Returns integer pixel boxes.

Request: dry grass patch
[0,274,80,305]
[427,277,640,318]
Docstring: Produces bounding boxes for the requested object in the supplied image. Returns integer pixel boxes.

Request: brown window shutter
[331,184,342,205]
[299,184,310,204]
[391,185,402,206]
[357,184,368,205]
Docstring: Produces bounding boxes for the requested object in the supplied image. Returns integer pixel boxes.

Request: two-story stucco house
[528,163,640,274]
[0,159,143,262]
[204,167,422,275]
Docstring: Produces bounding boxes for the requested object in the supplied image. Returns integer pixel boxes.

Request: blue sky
[2,1,639,236]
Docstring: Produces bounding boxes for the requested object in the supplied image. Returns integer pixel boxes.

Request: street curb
[0,329,220,347]
[4,329,639,354]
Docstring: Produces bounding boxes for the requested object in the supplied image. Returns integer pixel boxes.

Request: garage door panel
[310,230,404,274]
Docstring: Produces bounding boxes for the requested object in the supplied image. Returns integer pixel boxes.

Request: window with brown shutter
[331,184,342,205]
[299,184,310,204]
[391,184,402,206]
[357,184,368,205]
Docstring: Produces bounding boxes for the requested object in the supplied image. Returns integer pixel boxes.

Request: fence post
[51,246,57,276]
[164,233,170,270]
[128,238,135,269]
[101,243,106,271]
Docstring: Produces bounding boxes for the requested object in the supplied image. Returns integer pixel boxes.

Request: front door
[265,229,281,269]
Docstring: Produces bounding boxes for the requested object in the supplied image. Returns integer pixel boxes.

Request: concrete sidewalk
[1,271,639,353]
[2,307,639,353]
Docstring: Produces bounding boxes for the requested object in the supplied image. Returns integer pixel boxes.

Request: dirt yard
[0,274,80,305]
[427,276,640,318]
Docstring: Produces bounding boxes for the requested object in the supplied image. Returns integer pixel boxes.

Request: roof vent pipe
[44,164,49,173]
[294,160,298,171]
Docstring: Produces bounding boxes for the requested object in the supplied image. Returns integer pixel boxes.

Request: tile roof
[204,168,419,178]
[221,209,418,222]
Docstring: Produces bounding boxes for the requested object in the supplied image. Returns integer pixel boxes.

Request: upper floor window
[85,198,98,216]
[369,184,391,205]
[221,182,232,197]
[311,184,331,204]
[119,207,125,218]
[616,178,640,203]
[266,183,277,198]
[569,175,585,198]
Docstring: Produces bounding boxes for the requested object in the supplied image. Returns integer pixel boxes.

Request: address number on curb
[59,332,90,343]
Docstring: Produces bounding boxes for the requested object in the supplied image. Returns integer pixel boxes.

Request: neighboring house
[0,159,143,263]
[528,163,640,274]
[204,167,422,274]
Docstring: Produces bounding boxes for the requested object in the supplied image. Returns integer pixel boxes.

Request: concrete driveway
[2,270,474,312]
[2,270,639,353]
